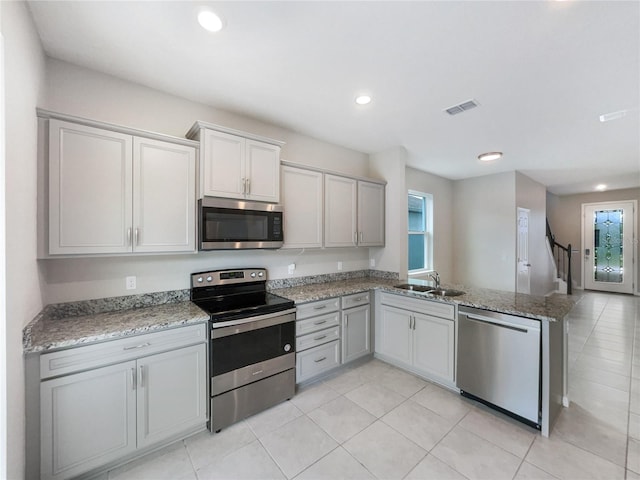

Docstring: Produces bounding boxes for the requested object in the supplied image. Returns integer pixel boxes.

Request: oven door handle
[211,308,297,338]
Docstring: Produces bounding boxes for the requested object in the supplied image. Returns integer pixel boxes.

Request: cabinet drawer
[342,291,370,309]
[379,292,455,320]
[40,323,207,379]
[296,298,340,320]
[296,311,340,337]
[296,325,340,352]
[296,340,340,383]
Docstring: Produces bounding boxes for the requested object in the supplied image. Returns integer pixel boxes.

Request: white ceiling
[27,1,640,195]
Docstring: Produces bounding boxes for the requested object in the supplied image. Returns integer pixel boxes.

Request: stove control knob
[284,344,292,352]
[250,272,256,278]
[206,276,213,282]
[196,277,203,283]
[258,271,264,277]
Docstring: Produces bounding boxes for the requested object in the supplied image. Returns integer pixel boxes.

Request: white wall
[547,187,640,292]
[369,147,407,276]
[515,172,555,296]
[453,172,517,291]
[406,167,454,282]
[1,2,46,478]
[39,59,375,304]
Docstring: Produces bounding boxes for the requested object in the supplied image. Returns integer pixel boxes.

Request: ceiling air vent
[445,99,479,116]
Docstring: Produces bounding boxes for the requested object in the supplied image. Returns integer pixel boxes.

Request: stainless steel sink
[427,288,465,297]
[394,284,435,293]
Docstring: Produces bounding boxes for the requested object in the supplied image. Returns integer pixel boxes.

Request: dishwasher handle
[462,314,530,334]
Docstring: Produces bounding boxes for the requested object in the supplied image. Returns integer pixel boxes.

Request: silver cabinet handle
[314,356,327,363]
[241,177,246,194]
[127,228,132,246]
[313,305,327,310]
[359,232,363,243]
[354,231,358,245]
[345,314,349,327]
[313,334,327,341]
[130,367,136,390]
[123,342,151,351]
[313,319,327,325]
[134,228,139,246]
[246,178,250,194]
[139,365,144,388]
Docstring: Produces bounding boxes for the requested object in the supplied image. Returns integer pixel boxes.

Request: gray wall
[453,172,517,291]
[516,172,556,296]
[406,167,454,282]
[39,59,376,304]
[547,187,640,293]
[1,2,46,478]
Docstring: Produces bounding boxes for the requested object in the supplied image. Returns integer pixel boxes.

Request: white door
[281,166,323,248]
[357,181,385,246]
[412,313,455,382]
[49,120,133,254]
[342,305,370,363]
[583,201,636,294]
[245,140,280,202]
[324,174,357,247]
[133,137,196,253]
[136,344,207,449]
[376,305,412,366]
[41,361,137,480]
[201,129,244,199]
[516,208,531,294]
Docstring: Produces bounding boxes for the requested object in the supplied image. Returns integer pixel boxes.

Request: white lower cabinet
[40,325,207,480]
[341,292,371,364]
[376,293,455,385]
[296,340,341,383]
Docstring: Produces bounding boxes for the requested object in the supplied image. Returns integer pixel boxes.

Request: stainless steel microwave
[199,197,284,250]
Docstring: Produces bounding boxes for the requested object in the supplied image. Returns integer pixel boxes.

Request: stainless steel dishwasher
[457,306,541,429]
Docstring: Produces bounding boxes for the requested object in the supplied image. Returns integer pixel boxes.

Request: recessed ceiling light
[599,110,627,122]
[595,184,607,191]
[478,152,503,162]
[198,10,224,32]
[355,95,371,105]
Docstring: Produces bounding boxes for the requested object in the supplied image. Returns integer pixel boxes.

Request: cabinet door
[201,129,245,199]
[412,313,455,382]
[376,305,412,366]
[342,304,370,364]
[245,140,280,202]
[136,344,207,449]
[49,119,133,254]
[41,361,136,480]
[133,138,196,252]
[324,174,357,247]
[357,181,385,246]
[281,166,323,248]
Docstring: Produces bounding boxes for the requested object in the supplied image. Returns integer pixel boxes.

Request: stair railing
[546,219,572,294]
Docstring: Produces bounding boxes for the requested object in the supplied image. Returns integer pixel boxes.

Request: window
[408,191,433,273]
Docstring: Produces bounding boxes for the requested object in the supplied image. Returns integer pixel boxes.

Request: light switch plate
[126,276,136,290]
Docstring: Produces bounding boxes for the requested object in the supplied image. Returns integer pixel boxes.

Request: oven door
[210,310,295,396]
[199,197,283,250]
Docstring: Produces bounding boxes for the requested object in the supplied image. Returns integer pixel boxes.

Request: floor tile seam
[552,427,629,468]
[569,374,633,396]
[453,418,530,461]
[623,307,640,477]
[255,433,297,480]
[181,437,200,478]
[248,400,305,440]
[515,437,561,480]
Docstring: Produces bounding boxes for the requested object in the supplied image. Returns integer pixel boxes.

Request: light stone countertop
[24,276,576,355]
[271,278,577,323]
[23,301,209,354]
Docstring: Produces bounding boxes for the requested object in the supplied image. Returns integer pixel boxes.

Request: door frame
[581,200,637,295]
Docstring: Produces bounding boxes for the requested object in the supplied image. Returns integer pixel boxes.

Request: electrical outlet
[370,259,376,268]
[337,261,343,271]
[287,263,296,275]
[125,276,137,290]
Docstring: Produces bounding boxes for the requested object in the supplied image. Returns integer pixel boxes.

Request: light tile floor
[108,291,639,480]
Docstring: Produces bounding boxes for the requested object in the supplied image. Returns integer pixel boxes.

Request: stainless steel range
[190,268,296,432]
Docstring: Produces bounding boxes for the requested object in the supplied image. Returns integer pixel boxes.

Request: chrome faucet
[427,271,440,289]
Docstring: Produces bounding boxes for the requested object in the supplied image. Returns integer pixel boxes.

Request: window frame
[408,190,434,276]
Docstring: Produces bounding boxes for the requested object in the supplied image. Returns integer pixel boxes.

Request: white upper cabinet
[324,174,386,248]
[47,116,196,256]
[357,181,385,247]
[188,122,283,203]
[324,174,358,247]
[281,165,323,249]
[133,137,196,253]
